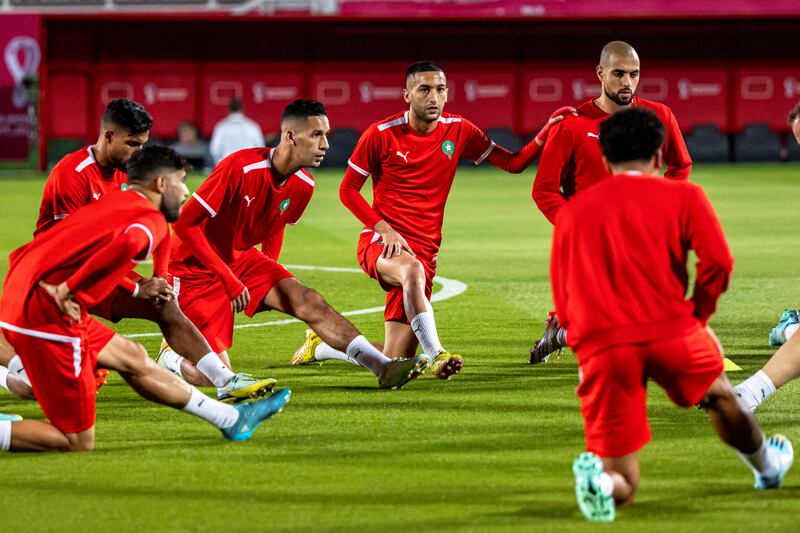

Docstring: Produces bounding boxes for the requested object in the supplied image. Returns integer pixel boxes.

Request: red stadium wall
[40,16,800,165]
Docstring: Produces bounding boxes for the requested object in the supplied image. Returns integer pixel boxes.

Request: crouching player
[550,108,793,521]
[0,146,289,452]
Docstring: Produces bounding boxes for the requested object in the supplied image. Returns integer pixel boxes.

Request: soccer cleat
[768,309,799,347]
[0,413,22,422]
[430,351,463,380]
[221,388,291,442]
[530,312,566,365]
[217,373,278,404]
[754,434,794,489]
[573,452,615,522]
[94,368,109,393]
[378,354,429,389]
[292,329,322,365]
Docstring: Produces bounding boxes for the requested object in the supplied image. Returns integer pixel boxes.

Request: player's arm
[686,186,734,324]
[532,122,572,224]
[662,110,692,180]
[485,106,577,174]
[261,227,285,260]
[44,168,91,223]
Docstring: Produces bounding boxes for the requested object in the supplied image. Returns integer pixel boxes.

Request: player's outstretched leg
[119,297,276,403]
[98,334,289,442]
[701,374,793,489]
[734,329,800,411]
[768,309,799,347]
[268,278,427,389]
[529,312,567,365]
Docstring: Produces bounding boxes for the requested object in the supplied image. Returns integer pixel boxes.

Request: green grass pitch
[0,164,799,532]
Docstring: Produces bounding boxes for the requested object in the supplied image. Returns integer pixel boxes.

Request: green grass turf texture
[0,164,798,532]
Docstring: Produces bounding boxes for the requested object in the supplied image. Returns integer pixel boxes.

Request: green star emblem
[442,140,455,159]
[279,199,291,212]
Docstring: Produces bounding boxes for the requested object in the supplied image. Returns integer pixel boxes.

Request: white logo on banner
[463,80,509,102]
[359,82,402,103]
[4,36,40,109]
[571,79,601,100]
[252,82,297,103]
[143,83,189,105]
[677,78,722,100]
[783,77,800,99]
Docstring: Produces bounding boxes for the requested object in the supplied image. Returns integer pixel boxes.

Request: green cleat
[378,354,429,389]
[0,413,22,422]
[754,434,794,489]
[768,309,799,347]
[217,373,277,404]
[221,389,291,442]
[573,452,615,522]
[292,329,322,365]
[430,351,463,380]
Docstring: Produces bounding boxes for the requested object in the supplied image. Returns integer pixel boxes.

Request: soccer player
[529,40,693,364]
[164,99,426,389]
[0,146,290,452]
[735,103,800,410]
[293,60,569,377]
[552,107,792,522]
[0,99,274,404]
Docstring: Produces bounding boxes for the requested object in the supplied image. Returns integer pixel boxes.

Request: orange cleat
[94,368,109,393]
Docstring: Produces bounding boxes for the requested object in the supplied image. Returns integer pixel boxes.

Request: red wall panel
[733,65,800,131]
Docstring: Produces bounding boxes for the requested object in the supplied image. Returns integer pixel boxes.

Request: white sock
[598,471,614,497]
[195,353,236,387]
[345,336,391,375]
[738,436,780,478]
[0,366,8,391]
[159,349,185,377]
[7,355,30,387]
[182,386,239,429]
[0,420,10,451]
[784,323,799,342]
[734,370,777,411]
[314,342,359,365]
[410,308,444,358]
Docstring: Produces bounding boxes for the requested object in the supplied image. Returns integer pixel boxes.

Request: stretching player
[735,103,800,410]
[529,40,692,364]
[163,99,427,389]
[552,108,792,522]
[293,60,569,377]
[0,146,289,452]
[0,99,274,404]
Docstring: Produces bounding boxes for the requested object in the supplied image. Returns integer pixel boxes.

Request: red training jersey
[341,111,494,256]
[550,173,733,354]
[170,147,314,289]
[533,97,692,224]
[2,190,168,323]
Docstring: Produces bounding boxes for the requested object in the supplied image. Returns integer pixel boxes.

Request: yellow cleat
[292,329,322,365]
[430,351,463,380]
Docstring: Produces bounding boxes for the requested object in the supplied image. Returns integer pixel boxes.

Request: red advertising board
[444,64,516,130]
[733,65,800,131]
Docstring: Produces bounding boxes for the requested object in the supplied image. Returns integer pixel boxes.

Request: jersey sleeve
[460,119,495,164]
[348,125,383,178]
[662,108,692,180]
[42,166,91,222]
[532,121,573,224]
[190,157,237,218]
[341,127,384,229]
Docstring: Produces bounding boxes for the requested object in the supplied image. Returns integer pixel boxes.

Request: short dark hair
[102,99,153,135]
[405,60,445,81]
[229,98,243,113]
[126,145,188,184]
[788,103,800,125]
[281,99,327,124]
[599,107,665,164]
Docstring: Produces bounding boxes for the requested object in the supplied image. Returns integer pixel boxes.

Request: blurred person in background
[171,121,210,171]
[209,99,265,164]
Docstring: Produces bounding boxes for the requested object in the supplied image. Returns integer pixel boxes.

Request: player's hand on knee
[375,223,415,259]
[232,286,250,313]
[137,276,175,303]
[39,281,81,323]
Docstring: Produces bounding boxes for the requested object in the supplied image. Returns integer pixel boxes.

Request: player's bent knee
[400,260,425,288]
[295,288,330,320]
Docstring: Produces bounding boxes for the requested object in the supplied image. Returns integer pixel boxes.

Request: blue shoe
[0,413,22,422]
[768,309,799,346]
[754,435,794,489]
[572,452,615,522]
[221,389,291,442]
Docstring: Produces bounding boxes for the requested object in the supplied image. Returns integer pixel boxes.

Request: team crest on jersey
[120,183,129,191]
[441,140,455,159]
[279,199,291,212]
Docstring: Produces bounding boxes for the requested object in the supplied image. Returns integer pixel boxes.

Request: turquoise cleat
[768,309,799,347]
[573,452,615,522]
[221,388,291,442]
[0,413,22,422]
[754,434,794,489]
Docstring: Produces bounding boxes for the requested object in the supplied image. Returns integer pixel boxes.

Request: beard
[605,86,634,106]
[160,200,181,223]
[412,103,441,124]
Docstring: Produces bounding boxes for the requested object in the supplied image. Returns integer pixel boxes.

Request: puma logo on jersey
[92,193,101,200]
[244,195,255,207]
[396,150,410,163]
[587,132,600,139]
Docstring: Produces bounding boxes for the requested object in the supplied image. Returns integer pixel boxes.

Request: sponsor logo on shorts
[441,140,455,159]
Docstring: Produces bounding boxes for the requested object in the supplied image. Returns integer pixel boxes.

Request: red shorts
[357,230,436,323]
[576,324,724,458]
[88,271,143,323]
[0,286,115,434]
[173,248,293,353]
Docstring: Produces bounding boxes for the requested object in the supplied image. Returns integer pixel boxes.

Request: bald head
[599,41,639,68]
